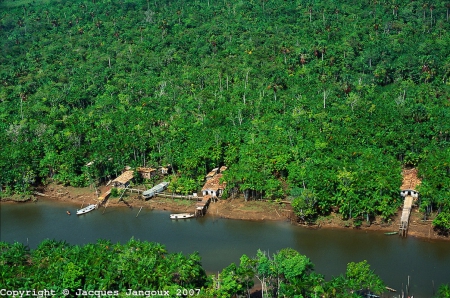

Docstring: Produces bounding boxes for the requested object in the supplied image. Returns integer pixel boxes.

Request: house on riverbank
[137,167,157,180]
[112,170,134,188]
[399,168,421,237]
[202,167,227,199]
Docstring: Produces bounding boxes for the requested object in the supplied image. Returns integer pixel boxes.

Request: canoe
[77,204,97,215]
[384,231,398,235]
[170,213,195,220]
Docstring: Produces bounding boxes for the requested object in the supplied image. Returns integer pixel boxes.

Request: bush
[110,188,119,197]
[433,212,450,235]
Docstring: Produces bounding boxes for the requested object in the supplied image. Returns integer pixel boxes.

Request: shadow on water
[1,199,449,298]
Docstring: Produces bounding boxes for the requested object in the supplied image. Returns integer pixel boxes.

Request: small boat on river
[170,213,195,220]
[66,211,71,215]
[77,204,97,215]
[384,231,398,235]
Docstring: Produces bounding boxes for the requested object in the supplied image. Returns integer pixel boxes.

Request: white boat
[77,204,97,215]
[170,213,195,220]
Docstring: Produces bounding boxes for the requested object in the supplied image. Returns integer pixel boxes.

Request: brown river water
[1,198,449,298]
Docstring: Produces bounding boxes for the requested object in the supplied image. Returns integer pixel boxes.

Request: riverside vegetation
[0,239,399,298]
[1,0,450,240]
[1,239,449,298]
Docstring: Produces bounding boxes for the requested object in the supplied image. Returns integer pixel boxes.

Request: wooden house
[201,173,226,198]
[400,168,421,200]
[137,167,157,180]
[159,166,169,175]
[112,170,134,188]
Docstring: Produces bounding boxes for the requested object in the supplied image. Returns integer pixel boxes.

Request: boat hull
[170,213,195,219]
[77,204,97,215]
[384,232,398,235]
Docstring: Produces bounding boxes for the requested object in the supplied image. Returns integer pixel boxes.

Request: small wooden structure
[137,167,157,180]
[195,195,211,217]
[111,170,134,188]
[97,188,112,206]
[205,168,219,180]
[159,166,169,175]
[202,166,227,199]
[398,168,421,237]
[202,174,226,199]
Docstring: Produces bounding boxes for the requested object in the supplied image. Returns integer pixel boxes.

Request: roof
[206,168,219,178]
[143,181,169,196]
[219,166,227,172]
[400,168,421,191]
[202,173,226,191]
[112,170,134,185]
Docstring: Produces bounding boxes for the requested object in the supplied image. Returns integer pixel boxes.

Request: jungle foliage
[0,239,206,297]
[1,0,449,229]
[0,239,385,298]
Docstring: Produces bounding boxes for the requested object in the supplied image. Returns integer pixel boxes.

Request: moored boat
[170,213,195,220]
[77,204,97,215]
[384,231,398,235]
[66,211,71,215]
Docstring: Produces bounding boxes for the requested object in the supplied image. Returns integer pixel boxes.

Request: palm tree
[437,284,450,298]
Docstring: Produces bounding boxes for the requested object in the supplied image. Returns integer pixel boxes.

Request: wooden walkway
[153,192,211,217]
[399,195,413,237]
[98,187,111,206]
[195,196,211,217]
[128,188,145,194]
[155,192,201,200]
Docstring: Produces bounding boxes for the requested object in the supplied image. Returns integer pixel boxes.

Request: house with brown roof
[205,166,228,180]
[112,170,134,188]
[201,173,226,198]
[137,167,157,180]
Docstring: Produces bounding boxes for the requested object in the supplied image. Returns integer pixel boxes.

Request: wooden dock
[153,192,212,217]
[399,195,413,237]
[97,188,111,206]
[195,196,211,217]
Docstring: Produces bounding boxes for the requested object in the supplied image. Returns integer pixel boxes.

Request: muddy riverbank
[2,182,448,241]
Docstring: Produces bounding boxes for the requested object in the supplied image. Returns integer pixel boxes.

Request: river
[1,199,449,298]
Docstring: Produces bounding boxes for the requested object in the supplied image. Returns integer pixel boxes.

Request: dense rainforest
[1,0,450,230]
